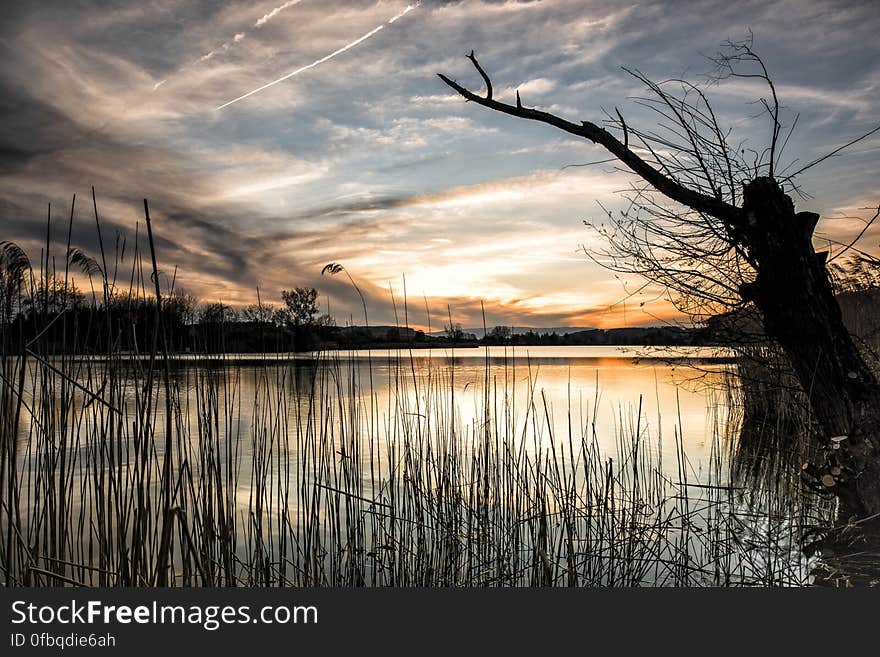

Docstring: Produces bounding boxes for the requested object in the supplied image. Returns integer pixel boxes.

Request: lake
[17,344,734,473]
[6,344,824,586]
[296,344,734,472]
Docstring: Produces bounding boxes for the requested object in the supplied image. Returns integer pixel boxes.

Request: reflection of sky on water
[10,346,752,585]
[325,346,733,474]
[16,346,734,501]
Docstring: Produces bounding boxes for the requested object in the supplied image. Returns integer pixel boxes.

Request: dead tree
[438,44,880,520]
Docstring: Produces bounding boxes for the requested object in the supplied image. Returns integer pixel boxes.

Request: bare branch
[466,50,492,100]
[438,53,743,227]
[781,125,880,181]
[615,107,628,148]
[827,205,880,264]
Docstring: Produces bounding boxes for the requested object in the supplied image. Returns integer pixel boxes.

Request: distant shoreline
[47,344,738,367]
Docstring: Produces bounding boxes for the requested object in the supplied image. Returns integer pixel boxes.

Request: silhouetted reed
[0,202,832,587]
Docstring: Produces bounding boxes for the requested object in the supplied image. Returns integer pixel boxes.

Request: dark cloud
[0,80,273,296]
[0,80,89,173]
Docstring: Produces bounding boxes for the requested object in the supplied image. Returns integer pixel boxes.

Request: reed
[0,210,833,587]
[0,344,832,587]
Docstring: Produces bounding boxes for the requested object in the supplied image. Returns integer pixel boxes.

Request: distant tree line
[4,240,877,356]
[0,267,343,353]
[0,275,721,354]
[479,325,714,347]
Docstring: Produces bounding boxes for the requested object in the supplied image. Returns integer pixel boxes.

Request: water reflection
[10,345,824,586]
[17,346,733,478]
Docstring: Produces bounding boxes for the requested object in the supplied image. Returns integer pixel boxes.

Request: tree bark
[739,178,880,518]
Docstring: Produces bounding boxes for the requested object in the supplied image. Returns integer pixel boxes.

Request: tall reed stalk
[0,206,833,587]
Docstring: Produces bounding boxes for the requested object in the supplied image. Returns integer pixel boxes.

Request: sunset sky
[1,0,878,330]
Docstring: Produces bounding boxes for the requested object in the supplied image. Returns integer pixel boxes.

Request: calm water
[17,345,736,481]
[303,344,734,475]
[12,344,825,586]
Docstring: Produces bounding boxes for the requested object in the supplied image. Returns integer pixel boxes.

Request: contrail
[192,2,304,69]
[215,3,419,111]
[151,0,310,92]
[255,0,305,28]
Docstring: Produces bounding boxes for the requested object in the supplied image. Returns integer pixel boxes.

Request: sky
[1,0,878,330]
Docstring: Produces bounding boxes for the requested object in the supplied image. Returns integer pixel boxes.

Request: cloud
[296,166,625,219]
[500,77,558,98]
[2,0,880,328]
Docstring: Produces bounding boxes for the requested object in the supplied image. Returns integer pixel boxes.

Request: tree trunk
[740,177,880,519]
